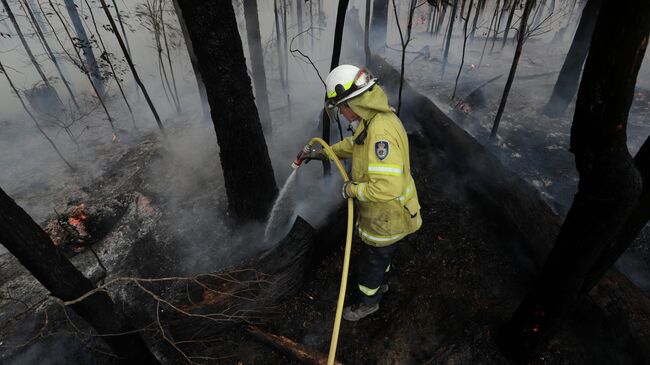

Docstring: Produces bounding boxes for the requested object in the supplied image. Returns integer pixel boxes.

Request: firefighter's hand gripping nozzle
[291,143,313,170]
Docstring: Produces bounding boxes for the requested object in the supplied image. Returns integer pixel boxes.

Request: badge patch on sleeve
[375,141,389,160]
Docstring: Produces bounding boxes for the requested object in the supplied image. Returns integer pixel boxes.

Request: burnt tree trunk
[370,0,388,53]
[243,0,272,135]
[274,0,285,89]
[99,0,165,133]
[498,0,650,361]
[0,188,158,364]
[364,0,371,64]
[173,0,278,221]
[490,0,534,138]
[441,0,459,78]
[543,0,602,118]
[580,136,650,295]
[452,0,473,100]
[296,0,303,47]
[63,0,104,96]
[500,0,519,49]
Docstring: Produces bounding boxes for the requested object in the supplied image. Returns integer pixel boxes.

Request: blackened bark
[370,0,388,52]
[580,137,650,295]
[490,0,534,138]
[173,0,277,221]
[498,0,649,361]
[543,0,602,118]
[0,188,158,363]
[243,0,272,135]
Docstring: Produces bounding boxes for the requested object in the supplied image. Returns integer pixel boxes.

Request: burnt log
[247,325,341,365]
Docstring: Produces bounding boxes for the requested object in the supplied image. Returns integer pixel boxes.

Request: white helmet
[325,64,377,108]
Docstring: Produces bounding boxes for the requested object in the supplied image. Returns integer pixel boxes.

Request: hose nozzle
[291,143,312,169]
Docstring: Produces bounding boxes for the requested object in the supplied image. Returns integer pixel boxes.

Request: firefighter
[309,65,422,321]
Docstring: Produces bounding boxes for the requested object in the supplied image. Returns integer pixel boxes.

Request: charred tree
[273,0,285,88]
[320,0,350,176]
[110,0,132,57]
[364,0,371,64]
[1,0,63,107]
[497,0,650,361]
[173,0,277,220]
[49,0,116,133]
[478,0,499,67]
[452,0,473,100]
[296,0,303,47]
[542,0,602,118]
[392,0,417,115]
[489,0,534,139]
[84,0,136,129]
[580,137,650,295]
[62,0,104,97]
[160,1,182,113]
[500,0,519,49]
[243,0,273,135]
[282,0,289,88]
[370,0,388,53]
[171,0,209,119]
[490,0,507,53]
[20,0,79,109]
[440,0,459,78]
[0,187,158,363]
[98,0,165,133]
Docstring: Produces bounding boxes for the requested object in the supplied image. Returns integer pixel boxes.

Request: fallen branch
[247,325,342,365]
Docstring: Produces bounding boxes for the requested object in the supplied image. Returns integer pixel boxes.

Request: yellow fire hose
[301,137,353,365]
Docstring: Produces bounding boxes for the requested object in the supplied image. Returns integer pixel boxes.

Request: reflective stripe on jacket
[330,84,422,246]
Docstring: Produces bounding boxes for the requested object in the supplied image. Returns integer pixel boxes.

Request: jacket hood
[347,84,393,121]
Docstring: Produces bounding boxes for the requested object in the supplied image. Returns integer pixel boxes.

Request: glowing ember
[68,203,89,238]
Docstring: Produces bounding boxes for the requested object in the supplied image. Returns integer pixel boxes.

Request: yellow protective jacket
[329,84,422,246]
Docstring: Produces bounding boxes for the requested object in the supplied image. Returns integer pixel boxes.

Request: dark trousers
[356,242,399,305]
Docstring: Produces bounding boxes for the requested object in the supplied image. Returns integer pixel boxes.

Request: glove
[303,149,328,163]
[342,181,356,200]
